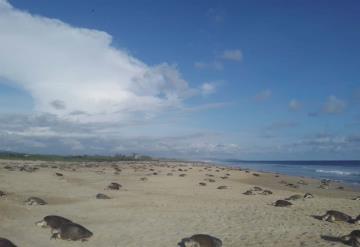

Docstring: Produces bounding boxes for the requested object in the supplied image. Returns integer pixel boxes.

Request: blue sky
[0,0,359,159]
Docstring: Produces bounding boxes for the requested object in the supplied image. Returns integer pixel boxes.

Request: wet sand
[0,159,359,246]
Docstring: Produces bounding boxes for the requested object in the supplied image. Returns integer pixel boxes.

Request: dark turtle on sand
[304,193,314,199]
[252,173,260,177]
[178,234,222,247]
[253,186,262,191]
[352,215,360,225]
[4,165,14,171]
[51,223,93,241]
[0,238,17,247]
[321,179,331,185]
[0,191,6,198]
[341,230,360,247]
[273,200,292,207]
[179,174,187,177]
[204,178,216,183]
[199,182,207,186]
[107,182,121,190]
[261,190,273,195]
[140,177,148,181]
[25,197,47,205]
[217,186,228,190]
[36,215,73,231]
[96,193,111,199]
[321,210,352,223]
[352,196,360,201]
[243,190,254,195]
[319,184,329,189]
[286,183,299,189]
[55,173,63,177]
[285,194,303,201]
[297,180,308,185]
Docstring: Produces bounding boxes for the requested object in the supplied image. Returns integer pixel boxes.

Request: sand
[0,159,359,247]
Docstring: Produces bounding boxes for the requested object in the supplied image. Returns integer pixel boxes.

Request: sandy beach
[0,159,359,247]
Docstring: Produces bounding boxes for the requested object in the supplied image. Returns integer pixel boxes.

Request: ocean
[212,160,360,186]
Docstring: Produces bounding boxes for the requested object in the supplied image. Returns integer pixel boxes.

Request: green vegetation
[0,151,154,162]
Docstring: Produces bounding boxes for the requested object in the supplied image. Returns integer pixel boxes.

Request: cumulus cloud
[288,99,302,111]
[221,49,243,61]
[289,133,360,153]
[194,61,223,70]
[201,82,216,95]
[322,95,346,114]
[0,113,242,157]
[194,49,242,71]
[50,100,66,110]
[255,90,272,102]
[0,0,195,123]
[182,102,231,112]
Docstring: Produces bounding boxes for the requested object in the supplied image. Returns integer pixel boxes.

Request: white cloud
[0,1,194,123]
[194,61,223,70]
[288,99,301,111]
[323,95,346,114]
[0,113,243,157]
[221,49,243,61]
[182,102,231,112]
[255,90,272,102]
[201,82,216,95]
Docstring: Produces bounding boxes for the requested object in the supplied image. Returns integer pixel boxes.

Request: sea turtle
[341,230,360,247]
[96,193,111,199]
[304,193,314,199]
[107,182,121,190]
[51,223,93,241]
[321,210,352,223]
[0,238,17,247]
[352,215,360,224]
[0,191,6,198]
[261,190,273,195]
[285,194,303,201]
[36,215,73,232]
[178,234,222,247]
[273,200,292,207]
[243,190,254,195]
[25,197,47,205]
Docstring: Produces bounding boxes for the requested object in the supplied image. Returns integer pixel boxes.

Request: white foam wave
[315,169,359,176]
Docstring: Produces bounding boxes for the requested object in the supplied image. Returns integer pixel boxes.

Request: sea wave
[315,169,360,176]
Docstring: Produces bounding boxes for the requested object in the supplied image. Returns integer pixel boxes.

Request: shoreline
[202,159,360,188]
